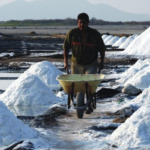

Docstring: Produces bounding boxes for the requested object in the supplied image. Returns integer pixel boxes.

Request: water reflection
[7,105,50,116]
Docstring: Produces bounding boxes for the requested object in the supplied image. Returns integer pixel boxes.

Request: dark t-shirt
[63,27,105,65]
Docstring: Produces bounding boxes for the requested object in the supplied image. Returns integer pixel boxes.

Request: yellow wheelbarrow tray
[56,74,105,94]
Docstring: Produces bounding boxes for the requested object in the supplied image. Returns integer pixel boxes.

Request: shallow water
[7,105,50,116]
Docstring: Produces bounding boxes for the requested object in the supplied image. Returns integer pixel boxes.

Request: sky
[0,0,150,15]
[88,0,150,15]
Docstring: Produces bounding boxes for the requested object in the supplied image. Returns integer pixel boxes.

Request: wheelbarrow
[56,74,105,118]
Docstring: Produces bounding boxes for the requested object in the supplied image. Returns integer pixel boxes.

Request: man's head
[77,13,89,31]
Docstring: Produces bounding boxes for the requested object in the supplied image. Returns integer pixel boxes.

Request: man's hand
[64,62,69,74]
[97,68,101,73]
[64,48,69,73]
[64,62,68,70]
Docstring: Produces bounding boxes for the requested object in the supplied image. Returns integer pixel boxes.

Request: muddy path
[50,103,109,149]
[0,55,138,66]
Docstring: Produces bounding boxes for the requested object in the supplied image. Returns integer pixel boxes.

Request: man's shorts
[71,60,98,74]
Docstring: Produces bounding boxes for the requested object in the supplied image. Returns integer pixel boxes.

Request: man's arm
[98,33,106,73]
[63,48,69,70]
[63,30,71,72]
[99,48,105,70]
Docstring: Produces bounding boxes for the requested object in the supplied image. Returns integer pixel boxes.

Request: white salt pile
[104,35,113,44]
[117,59,150,89]
[112,36,127,47]
[0,101,38,147]
[125,86,150,109]
[123,27,150,55]
[25,61,63,88]
[107,105,150,149]
[0,61,64,106]
[125,66,150,90]
[105,36,120,46]
[0,73,59,106]
[0,52,15,57]
[102,34,108,40]
[119,35,136,49]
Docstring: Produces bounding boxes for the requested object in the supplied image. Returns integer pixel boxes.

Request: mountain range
[0,0,150,22]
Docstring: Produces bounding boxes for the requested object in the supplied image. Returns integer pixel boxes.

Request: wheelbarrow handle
[97,68,101,74]
[66,68,69,74]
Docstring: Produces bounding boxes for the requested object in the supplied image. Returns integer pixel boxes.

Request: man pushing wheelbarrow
[57,13,105,118]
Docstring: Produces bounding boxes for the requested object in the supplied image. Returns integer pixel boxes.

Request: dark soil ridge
[0,56,138,67]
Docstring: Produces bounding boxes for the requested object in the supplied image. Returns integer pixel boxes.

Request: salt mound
[117,68,139,84]
[105,36,120,45]
[125,66,150,89]
[104,35,113,44]
[117,59,150,84]
[0,73,59,106]
[108,105,150,149]
[127,86,150,108]
[0,101,38,147]
[102,34,108,40]
[112,36,127,47]
[26,61,63,88]
[119,35,136,49]
[123,27,150,55]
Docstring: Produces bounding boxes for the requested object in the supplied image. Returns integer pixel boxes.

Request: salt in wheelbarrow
[56,74,105,118]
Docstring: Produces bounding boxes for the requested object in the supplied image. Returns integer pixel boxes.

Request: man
[63,13,105,74]
[63,13,105,115]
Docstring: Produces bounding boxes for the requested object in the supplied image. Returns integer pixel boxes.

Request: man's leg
[71,62,85,116]
[85,60,98,74]
[84,61,98,114]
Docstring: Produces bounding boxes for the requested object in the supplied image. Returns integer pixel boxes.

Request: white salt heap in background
[102,34,108,40]
[105,36,120,46]
[104,35,113,44]
[123,27,150,55]
[112,36,127,47]
[0,101,38,147]
[119,35,137,49]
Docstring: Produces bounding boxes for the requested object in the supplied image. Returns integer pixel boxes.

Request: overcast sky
[0,0,150,15]
[87,0,150,15]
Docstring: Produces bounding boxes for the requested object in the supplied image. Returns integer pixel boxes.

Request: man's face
[78,19,89,31]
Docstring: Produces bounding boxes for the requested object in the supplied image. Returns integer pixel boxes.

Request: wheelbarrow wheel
[76,92,84,119]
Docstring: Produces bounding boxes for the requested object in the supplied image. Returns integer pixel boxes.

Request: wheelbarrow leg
[91,93,96,109]
[67,82,75,109]
[71,82,75,105]
[67,93,71,109]
[85,82,94,114]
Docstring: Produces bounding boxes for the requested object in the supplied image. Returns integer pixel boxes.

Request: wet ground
[0,26,141,149]
[1,58,135,149]
[4,62,134,149]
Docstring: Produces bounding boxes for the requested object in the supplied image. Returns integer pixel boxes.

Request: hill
[0,0,150,22]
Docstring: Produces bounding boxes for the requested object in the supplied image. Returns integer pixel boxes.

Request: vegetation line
[0,18,150,26]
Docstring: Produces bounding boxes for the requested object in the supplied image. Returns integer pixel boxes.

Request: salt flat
[0,25,147,35]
